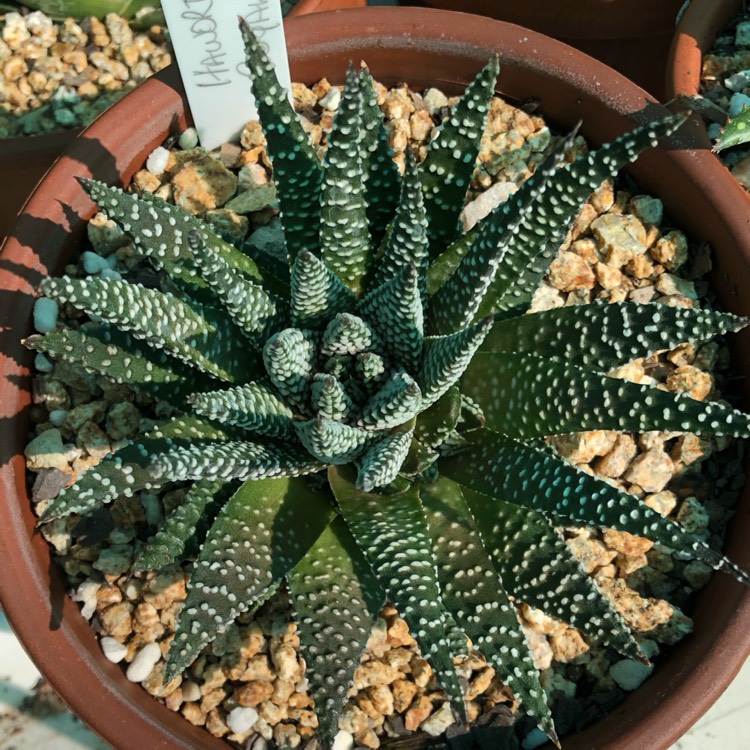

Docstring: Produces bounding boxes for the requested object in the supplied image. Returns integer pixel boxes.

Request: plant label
[162,0,291,150]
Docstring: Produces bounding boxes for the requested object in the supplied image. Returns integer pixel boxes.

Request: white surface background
[1,610,748,750]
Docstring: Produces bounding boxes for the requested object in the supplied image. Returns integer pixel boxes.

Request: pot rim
[2,7,750,750]
[411,0,685,40]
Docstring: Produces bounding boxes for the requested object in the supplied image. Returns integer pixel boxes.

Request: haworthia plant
[27,17,750,748]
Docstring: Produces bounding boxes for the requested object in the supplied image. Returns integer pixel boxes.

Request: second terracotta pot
[665,0,744,148]
[2,7,750,750]
[410,0,684,98]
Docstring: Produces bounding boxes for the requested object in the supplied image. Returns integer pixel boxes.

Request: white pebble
[126,642,161,682]
[72,580,100,620]
[332,731,354,750]
[179,127,199,149]
[81,251,110,274]
[181,680,202,702]
[725,69,750,92]
[319,87,341,111]
[100,268,123,281]
[123,580,141,601]
[33,297,58,333]
[48,409,68,427]
[100,636,128,664]
[250,735,269,750]
[421,701,456,736]
[423,87,449,115]
[146,146,170,176]
[34,352,54,373]
[609,659,654,691]
[226,706,259,734]
[729,92,750,117]
[522,728,550,750]
[462,180,518,230]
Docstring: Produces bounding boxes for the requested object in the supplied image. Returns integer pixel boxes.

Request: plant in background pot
[4,8,750,750]
[666,0,750,196]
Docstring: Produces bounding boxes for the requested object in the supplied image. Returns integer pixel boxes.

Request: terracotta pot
[2,7,750,750]
[665,0,744,149]
[409,0,684,99]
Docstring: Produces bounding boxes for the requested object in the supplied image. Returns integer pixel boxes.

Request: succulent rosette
[26,21,750,746]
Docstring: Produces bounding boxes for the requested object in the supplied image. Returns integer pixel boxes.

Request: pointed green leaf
[149,439,323,483]
[482,300,748,371]
[80,179,265,292]
[24,322,218,411]
[370,152,429,297]
[354,352,387,392]
[357,370,422,430]
[164,476,335,680]
[288,516,386,745]
[360,68,401,246]
[462,351,750,439]
[40,417,234,522]
[419,317,493,409]
[240,20,322,260]
[294,418,373,464]
[430,129,577,334]
[458,483,644,661]
[357,419,415,491]
[443,429,750,583]
[134,479,234,572]
[311,374,355,421]
[189,379,296,439]
[421,478,556,741]
[320,68,372,293]
[479,114,686,317]
[263,328,318,411]
[40,277,252,383]
[290,250,357,329]
[420,56,499,255]
[329,466,467,720]
[359,262,424,374]
[714,107,750,152]
[321,313,379,357]
[188,230,286,349]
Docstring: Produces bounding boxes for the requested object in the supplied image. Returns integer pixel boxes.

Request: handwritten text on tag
[162,0,291,150]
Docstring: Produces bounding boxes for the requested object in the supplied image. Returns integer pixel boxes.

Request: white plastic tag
[162,0,291,150]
